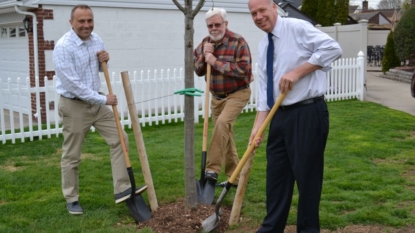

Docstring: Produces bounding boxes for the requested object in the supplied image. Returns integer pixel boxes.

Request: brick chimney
[362,0,368,12]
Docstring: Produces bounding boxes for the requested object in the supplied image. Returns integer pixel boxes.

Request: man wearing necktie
[248,0,342,232]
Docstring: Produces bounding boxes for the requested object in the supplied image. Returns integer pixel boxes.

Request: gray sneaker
[115,185,148,204]
[66,201,83,215]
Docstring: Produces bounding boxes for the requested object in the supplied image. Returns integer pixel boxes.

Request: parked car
[412,70,415,98]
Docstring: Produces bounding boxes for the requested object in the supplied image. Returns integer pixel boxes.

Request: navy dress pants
[257,99,329,233]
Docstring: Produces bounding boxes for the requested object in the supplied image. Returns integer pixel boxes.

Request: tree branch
[172,0,185,13]
[191,0,206,19]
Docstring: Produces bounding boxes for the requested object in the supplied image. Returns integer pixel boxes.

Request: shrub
[394,7,415,62]
[382,30,401,73]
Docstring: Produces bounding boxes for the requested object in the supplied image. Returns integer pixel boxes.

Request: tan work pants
[206,87,251,183]
[58,97,131,203]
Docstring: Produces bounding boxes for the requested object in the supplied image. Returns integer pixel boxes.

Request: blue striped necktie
[267,32,274,109]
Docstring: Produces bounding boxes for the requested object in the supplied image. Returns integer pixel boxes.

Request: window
[18,26,25,37]
[0,28,7,38]
[0,26,26,39]
[9,27,16,38]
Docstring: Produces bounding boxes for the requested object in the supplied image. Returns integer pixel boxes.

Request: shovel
[196,63,216,204]
[201,92,287,232]
[102,62,152,223]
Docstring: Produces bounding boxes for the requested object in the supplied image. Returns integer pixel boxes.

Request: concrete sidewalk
[365,71,415,116]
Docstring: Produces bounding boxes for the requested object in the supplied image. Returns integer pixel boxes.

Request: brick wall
[27,5,54,122]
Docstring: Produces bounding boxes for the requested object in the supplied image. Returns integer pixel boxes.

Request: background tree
[401,0,412,11]
[394,6,415,66]
[302,0,349,26]
[377,0,402,9]
[382,30,401,73]
[315,0,329,25]
[172,0,205,209]
[335,0,350,25]
[301,0,319,21]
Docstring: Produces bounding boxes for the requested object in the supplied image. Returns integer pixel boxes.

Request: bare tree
[377,0,402,9]
[172,0,205,208]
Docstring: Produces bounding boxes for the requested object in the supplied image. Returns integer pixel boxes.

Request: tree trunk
[183,6,197,208]
[172,0,205,209]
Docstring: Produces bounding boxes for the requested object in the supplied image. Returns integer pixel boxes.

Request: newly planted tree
[172,0,205,208]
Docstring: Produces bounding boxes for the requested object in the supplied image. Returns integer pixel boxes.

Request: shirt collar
[69,29,94,46]
[271,15,283,39]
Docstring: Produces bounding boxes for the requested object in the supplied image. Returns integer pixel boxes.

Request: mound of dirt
[137,200,230,233]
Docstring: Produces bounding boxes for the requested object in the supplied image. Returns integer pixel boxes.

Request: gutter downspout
[14,5,39,80]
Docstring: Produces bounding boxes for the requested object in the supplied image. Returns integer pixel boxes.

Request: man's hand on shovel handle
[106,94,118,106]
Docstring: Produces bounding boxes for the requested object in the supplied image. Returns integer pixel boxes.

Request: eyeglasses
[207,22,224,29]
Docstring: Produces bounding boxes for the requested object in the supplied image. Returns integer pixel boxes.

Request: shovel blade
[125,194,152,223]
[201,180,216,204]
[196,179,205,203]
[197,179,216,204]
[201,210,220,232]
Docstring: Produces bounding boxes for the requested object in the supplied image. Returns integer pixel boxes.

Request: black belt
[279,95,325,110]
[212,85,249,100]
[60,95,83,101]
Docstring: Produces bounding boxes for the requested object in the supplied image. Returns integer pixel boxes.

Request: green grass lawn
[1,100,415,232]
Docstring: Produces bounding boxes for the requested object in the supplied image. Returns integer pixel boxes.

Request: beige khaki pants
[58,97,131,203]
[206,87,251,183]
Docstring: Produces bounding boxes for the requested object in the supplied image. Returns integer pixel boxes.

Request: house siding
[43,5,265,74]
[26,0,252,13]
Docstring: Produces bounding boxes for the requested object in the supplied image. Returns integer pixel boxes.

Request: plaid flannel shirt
[194,29,252,96]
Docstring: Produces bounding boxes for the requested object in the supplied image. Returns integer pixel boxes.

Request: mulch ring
[136,200,231,233]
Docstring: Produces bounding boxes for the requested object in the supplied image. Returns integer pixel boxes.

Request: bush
[382,30,401,73]
[394,7,415,61]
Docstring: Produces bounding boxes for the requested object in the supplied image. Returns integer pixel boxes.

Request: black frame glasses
[207,22,224,29]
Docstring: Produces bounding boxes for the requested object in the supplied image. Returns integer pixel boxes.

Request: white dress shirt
[53,29,107,105]
[256,16,342,111]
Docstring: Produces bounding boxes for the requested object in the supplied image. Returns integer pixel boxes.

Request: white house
[0,0,287,80]
[0,0,287,119]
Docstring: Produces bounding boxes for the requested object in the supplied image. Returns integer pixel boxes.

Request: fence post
[359,19,368,75]
[334,22,341,41]
[357,51,365,101]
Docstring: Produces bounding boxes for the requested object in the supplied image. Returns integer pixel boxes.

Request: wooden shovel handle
[228,92,287,184]
[202,64,211,151]
[102,62,131,167]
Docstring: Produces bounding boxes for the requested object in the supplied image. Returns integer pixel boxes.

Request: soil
[131,200,415,233]
[136,200,231,233]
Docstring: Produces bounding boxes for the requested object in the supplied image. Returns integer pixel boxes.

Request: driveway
[365,71,415,116]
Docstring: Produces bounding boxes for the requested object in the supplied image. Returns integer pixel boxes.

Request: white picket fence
[0,52,365,144]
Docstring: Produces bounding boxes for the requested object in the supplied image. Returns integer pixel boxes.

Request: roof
[362,8,400,21]
[351,11,379,20]
[351,11,391,26]
[349,5,359,14]
[347,15,358,24]
[277,2,317,25]
[0,0,287,15]
[274,0,302,9]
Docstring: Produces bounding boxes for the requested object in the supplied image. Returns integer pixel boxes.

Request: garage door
[0,23,30,114]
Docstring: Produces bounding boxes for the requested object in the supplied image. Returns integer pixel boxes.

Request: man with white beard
[193,8,252,187]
